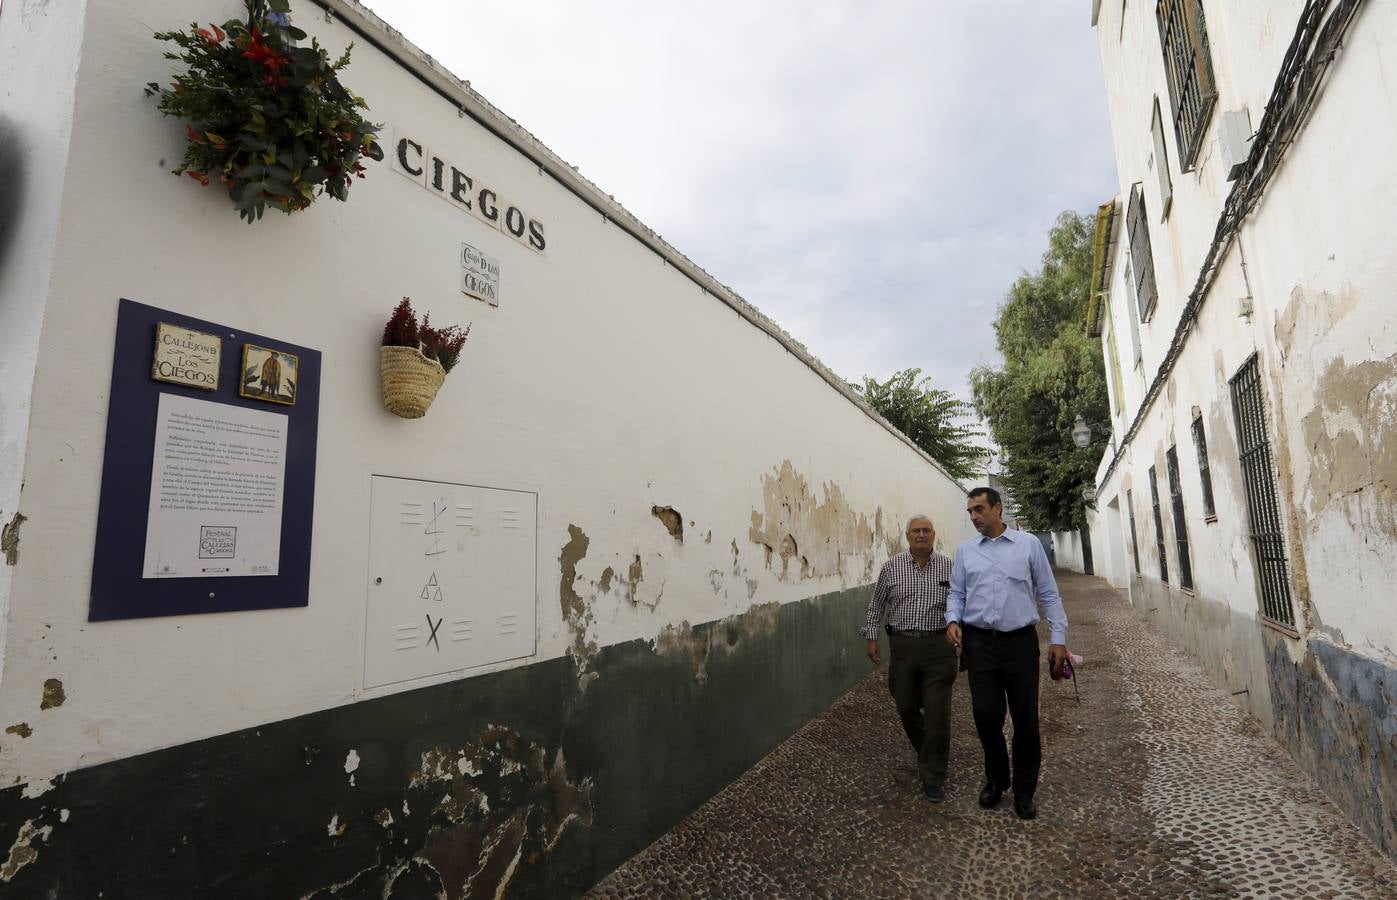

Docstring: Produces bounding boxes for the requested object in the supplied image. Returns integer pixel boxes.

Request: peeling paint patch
[375,809,394,828]
[598,566,614,593]
[651,506,684,543]
[21,778,55,800]
[327,815,345,837]
[749,461,878,581]
[655,601,782,683]
[0,818,52,882]
[558,526,599,688]
[344,749,360,775]
[40,679,64,710]
[627,555,644,600]
[401,727,594,900]
[1,511,25,566]
[4,724,31,739]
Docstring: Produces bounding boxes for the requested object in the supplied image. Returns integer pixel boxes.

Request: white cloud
[360,0,1118,398]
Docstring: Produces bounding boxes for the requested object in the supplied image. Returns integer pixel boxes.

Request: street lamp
[1071,414,1117,454]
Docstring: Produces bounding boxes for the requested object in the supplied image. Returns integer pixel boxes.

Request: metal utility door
[365,476,537,688]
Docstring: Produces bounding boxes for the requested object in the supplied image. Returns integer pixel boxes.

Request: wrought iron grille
[1229,354,1296,627]
[1156,0,1217,171]
[1166,446,1194,591]
[1127,489,1142,574]
[1191,415,1217,518]
[1127,185,1159,322]
[1149,465,1169,584]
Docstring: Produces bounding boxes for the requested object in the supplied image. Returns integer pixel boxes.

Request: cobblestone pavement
[590,571,1396,898]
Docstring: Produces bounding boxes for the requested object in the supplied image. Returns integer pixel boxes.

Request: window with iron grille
[1230,354,1297,628]
[1127,184,1159,322]
[1166,446,1194,591]
[1156,0,1217,172]
[1127,488,1142,575]
[1191,414,1217,519]
[1149,465,1169,584]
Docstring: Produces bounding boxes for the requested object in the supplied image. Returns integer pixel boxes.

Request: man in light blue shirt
[946,486,1068,821]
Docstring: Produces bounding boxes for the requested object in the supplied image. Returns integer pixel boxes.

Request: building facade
[1085,0,1396,858]
[0,1,975,894]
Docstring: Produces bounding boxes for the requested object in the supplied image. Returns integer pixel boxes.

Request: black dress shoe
[923,783,945,803]
[978,782,1004,809]
[1014,794,1037,820]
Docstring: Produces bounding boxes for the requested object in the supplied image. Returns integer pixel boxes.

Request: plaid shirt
[861,551,953,639]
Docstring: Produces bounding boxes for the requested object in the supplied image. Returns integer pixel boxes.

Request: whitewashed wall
[0,0,974,789]
[0,0,90,679]
[1091,0,1397,707]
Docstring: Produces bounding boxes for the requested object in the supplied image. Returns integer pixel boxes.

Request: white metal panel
[365,475,536,688]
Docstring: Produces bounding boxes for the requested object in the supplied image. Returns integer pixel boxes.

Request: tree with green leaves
[855,369,985,482]
[970,211,1109,531]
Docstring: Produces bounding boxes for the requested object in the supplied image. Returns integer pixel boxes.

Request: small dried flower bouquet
[379,298,471,419]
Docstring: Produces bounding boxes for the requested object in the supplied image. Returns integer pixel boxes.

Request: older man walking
[946,487,1068,820]
[862,515,958,802]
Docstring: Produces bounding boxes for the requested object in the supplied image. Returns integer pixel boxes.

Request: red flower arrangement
[146,0,383,222]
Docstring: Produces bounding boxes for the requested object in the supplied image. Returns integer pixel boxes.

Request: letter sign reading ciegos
[392,131,547,255]
[151,322,222,391]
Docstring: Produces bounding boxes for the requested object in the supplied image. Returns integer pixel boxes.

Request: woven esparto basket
[380,345,446,419]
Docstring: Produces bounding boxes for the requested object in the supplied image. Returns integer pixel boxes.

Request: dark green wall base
[1263,630,1397,859]
[0,586,873,899]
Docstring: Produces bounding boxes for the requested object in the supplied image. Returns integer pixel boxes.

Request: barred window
[1127,488,1142,575]
[1191,415,1217,519]
[1149,465,1169,584]
[1156,0,1217,171]
[1166,446,1194,591]
[1127,184,1159,322]
[1230,355,1297,629]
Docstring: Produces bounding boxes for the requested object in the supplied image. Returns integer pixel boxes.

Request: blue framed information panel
[89,299,321,621]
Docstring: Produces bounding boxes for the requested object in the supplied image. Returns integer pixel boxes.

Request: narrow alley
[591,571,1396,898]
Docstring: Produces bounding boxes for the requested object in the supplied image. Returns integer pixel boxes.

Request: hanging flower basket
[380,346,446,419]
[380,298,470,419]
[146,0,384,223]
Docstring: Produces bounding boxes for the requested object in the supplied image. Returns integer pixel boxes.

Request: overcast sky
[361,1,1119,403]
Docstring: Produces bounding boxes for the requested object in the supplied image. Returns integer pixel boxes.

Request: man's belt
[961,623,1036,638]
[886,625,947,637]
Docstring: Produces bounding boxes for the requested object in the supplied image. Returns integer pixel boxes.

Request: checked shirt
[861,550,954,640]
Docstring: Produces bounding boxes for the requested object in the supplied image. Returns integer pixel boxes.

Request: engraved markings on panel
[367,477,538,688]
[426,499,449,558]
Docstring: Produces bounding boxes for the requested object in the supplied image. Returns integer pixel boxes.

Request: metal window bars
[1191,415,1217,518]
[1127,489,1142,574]
[1166,446,1194,591]
[1229,355,1296,627]
[1126,185,1159,322]
[1149,466,1170,584]
[1156,0,1218,171]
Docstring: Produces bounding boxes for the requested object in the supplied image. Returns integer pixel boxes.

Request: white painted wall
[0,0,90,683]
[0,0,975,787]
[1050,530,1087,574]
[1091,0,1397,666]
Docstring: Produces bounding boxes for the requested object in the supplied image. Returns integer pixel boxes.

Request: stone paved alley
[591,571,1396,899]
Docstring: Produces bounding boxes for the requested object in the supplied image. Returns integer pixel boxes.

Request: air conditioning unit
[1218,108,1254,181]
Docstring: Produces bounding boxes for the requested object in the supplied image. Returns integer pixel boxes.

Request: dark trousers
[887,632,958,787]
[963,624,1041,797]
